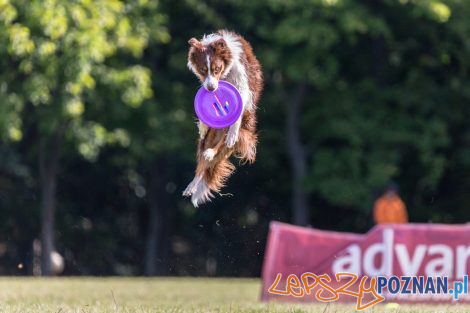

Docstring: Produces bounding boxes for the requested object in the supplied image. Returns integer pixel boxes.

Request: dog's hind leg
[235,128,257,164]
[183,175,202,197]
[191,179,213,207]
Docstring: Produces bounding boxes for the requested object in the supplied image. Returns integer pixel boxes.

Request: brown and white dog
[183,30,263,207]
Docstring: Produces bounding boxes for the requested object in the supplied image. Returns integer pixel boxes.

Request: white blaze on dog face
[203,55,218,91]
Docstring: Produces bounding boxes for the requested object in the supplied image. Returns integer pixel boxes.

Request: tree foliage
[0,0,167,151]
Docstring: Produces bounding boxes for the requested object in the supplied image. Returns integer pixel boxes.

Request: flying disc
[194,80,243,129]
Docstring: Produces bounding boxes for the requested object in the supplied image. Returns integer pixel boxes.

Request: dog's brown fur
[184,31,263,207]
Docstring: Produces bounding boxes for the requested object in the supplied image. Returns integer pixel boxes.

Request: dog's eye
[214,67,221,74]
[200,66,208,74]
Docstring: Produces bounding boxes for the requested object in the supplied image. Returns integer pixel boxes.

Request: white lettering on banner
[425,244,453,277]
[395,244,426,276]
[332,228,470,278]
[363,228,394,276]
[332,244,361,275]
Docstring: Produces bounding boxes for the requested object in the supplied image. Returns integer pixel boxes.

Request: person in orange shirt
[373,184,408,224]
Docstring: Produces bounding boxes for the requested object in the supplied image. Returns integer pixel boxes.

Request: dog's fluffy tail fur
[190,157,235,207]
[183,117,257,207]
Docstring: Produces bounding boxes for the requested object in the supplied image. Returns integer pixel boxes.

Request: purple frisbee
[194,80,243,129]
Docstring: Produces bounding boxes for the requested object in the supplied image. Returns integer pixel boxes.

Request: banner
[261,222,470,305]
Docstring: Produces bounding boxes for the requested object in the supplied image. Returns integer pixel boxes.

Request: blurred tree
[0,0,166,275]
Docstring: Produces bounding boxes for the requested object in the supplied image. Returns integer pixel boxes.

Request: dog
[183,30,263,207]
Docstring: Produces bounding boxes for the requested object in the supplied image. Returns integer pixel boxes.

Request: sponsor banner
[261,222,470,304]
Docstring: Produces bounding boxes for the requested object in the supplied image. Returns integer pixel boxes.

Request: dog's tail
[183,128,236,207]
[183,113,257,207]
[197,156,235,207]
[184,154,235,207]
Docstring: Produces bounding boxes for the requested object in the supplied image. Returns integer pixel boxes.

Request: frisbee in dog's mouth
[194,80,243,129]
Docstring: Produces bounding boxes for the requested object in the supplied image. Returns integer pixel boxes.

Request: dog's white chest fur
[224,65,252,112]
[201,32,253,112]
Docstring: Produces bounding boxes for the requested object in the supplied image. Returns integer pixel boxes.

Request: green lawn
[0,277,466,312]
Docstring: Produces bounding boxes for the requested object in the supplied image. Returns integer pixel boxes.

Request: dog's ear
[188,38,203,50]
[212,39,231,63]
[188,38,198,46]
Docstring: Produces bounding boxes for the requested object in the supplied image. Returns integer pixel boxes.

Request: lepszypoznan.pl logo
[268,273,469,311]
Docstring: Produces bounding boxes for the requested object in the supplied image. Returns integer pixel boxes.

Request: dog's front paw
[198,121,208,139]
[226,128,239,148]
[203,148,215,161]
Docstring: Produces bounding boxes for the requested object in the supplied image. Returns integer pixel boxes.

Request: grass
[0,277,466,312]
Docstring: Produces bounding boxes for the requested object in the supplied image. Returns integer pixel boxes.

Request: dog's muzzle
[204,76,218,91]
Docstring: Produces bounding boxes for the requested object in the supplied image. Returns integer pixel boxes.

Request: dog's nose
[207,84,216,91]
[204,78,218,91]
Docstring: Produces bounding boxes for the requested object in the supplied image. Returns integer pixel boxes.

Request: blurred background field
[0,0,469,284]
[0,277,465,313]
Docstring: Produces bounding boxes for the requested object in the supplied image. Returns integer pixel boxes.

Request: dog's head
[187,37,232,91]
